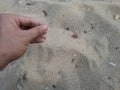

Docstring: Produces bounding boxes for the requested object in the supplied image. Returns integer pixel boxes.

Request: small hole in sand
[75,64,78,68]
[91,26,94,30]
[11,62,17,65]
[91,24,94,30]
[58,71,61,74]
[115,47,118,49]
[84,31,87,33]
[25,0,33,6]
[42,10,47,17]
[26,2,34,6]
[71,59,75,63]
[108,77,111,80]
[23,71,27,80]
[52,85,56,88]
[26,3,31,5]
[66,27,69,31]
[82,24,84,26]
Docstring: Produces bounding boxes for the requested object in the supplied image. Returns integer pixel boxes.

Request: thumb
[24,25,48,42]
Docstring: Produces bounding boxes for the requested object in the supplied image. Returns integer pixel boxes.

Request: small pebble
[109,62,116,67]
[113,14,120,20]
[17,79,23,90]
[18,0,22,4]
[74,54,77,57]
[71,33,78,39]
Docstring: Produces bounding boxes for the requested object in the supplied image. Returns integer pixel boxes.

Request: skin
[0,13,48,70]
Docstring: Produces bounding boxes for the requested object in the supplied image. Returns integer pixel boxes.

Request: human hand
[0,13,48,70]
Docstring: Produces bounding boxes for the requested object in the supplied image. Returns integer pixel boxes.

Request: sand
[0,0,120,90]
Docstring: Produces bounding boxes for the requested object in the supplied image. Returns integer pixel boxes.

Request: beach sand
[0,0,120,90]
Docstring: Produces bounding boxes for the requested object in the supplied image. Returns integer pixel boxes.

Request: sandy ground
[0,0,120,90]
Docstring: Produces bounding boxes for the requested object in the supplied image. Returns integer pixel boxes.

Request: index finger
[17,16,43,28]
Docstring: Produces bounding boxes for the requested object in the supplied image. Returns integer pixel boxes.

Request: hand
[0,13,48,70]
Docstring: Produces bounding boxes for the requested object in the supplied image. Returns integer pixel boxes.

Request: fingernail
[41,38,45,42]
[40,25,48,30]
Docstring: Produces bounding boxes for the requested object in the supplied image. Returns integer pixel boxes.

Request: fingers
[16,14,48,44]
[31,34,47,43]
[17,16,43,28]
[23,24,48,43]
